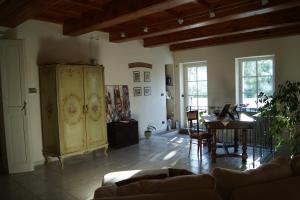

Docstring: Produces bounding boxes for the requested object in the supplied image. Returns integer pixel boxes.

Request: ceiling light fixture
[143,27,149,33]
[177,18,184,25]
[209,9,215,18]
[261,0,269,6]
[120,32,126,38]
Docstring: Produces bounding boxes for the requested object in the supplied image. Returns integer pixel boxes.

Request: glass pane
[188,82,197,96]
[257,59,273,76]
[197,81,207,96]
[242,93,257,108]
[242,61,256,76]
[197,67,207,81]
[187,67,196,81]
[243,77,257,97]
[197,97,208,107]
[188,96,198,109]
[258,76,273,96]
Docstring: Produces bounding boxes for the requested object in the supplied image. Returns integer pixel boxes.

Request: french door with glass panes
[184,62,208,112]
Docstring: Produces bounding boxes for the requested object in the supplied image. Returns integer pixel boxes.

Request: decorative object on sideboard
[105,85,131,123]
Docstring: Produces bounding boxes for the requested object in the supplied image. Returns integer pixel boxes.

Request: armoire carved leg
[58,156,64,168]
[104,145,108,157]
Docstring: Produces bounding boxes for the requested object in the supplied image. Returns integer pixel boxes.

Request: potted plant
[258,81,300,155]
[144,125,156,139]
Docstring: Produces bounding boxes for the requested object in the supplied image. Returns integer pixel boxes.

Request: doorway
[0,81,8,173]
[0,40,33,173]
[183,61,208,111]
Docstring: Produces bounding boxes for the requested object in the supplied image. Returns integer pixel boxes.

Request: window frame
[183,61,208,111]
[236,55,275,108]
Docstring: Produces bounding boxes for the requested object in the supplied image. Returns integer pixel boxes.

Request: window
[236,55,274,108]
[184,62,208,110]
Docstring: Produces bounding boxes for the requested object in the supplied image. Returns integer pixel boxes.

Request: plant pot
[144,130,152,139]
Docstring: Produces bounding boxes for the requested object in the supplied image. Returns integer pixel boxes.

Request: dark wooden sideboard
[107,120,139,148]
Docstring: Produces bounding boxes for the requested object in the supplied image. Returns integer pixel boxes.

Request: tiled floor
[1,132,262,200]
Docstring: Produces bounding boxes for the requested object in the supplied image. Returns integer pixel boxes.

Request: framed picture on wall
[144,87,151,96]
[133,71,140,82]
[133,87,142,96]
[144,71,151,82]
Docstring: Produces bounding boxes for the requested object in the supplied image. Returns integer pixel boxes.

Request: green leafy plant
[144,125,157,139]
[146,125,156,132]
[258,81,300,154]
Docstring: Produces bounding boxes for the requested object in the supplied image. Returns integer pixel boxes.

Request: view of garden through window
[239,56,274,108]
[185,62,208,110]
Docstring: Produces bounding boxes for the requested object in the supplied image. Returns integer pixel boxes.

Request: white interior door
[0,40,32,173]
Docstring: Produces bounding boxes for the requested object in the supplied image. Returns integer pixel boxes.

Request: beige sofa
[94,155,300,200]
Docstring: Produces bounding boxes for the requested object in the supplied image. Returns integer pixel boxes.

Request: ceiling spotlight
[143,27,149,33]
[177,18,184,25]
[261,0,269,6]
[120,32,126,38]
[209,9,215,18]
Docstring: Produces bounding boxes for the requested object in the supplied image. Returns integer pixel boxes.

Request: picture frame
[144,71,151,82]
[133,71,140,82]
[133,87,142,96]
[144,87,151,96]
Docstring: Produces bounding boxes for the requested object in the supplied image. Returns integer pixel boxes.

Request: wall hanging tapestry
[105,85,131,123]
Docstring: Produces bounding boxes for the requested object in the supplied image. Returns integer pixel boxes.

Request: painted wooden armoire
[39,64,108,167]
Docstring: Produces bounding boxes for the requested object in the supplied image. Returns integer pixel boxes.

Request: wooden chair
[186,110,212,159]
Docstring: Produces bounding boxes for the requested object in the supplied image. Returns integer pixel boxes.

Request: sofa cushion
[117,174,215,196]
[212,157,293,200]
[291,154,300,176]
[115,174,168,187]
[94,185,118,198]
[102,169,169,186]
[230,176,300,200]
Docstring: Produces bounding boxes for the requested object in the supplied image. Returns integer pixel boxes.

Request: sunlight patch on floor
[163,150,177,160]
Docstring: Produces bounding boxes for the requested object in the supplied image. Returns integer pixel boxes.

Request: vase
[144,130,152,139]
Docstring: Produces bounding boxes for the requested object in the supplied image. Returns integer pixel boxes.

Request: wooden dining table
[203,113,255,163]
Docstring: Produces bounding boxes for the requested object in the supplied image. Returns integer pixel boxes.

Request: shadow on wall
[37,37,100,64]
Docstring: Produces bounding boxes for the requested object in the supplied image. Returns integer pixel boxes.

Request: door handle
[21,101,27,115]
[83,105,88,113]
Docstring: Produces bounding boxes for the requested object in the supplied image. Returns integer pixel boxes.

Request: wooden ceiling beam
[109,0,299,42]
[144,7,300,47]
[0,0,61,27]
[63,0,197,36]
[63,0,103,11]
[169,23,300,51]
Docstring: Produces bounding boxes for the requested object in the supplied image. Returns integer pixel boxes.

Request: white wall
[173,35,300,122]
[2,20,173,165]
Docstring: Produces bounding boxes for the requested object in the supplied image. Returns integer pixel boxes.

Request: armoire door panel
[57,66,86,154]
[84,67,107,148]
[39,67,59,154]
